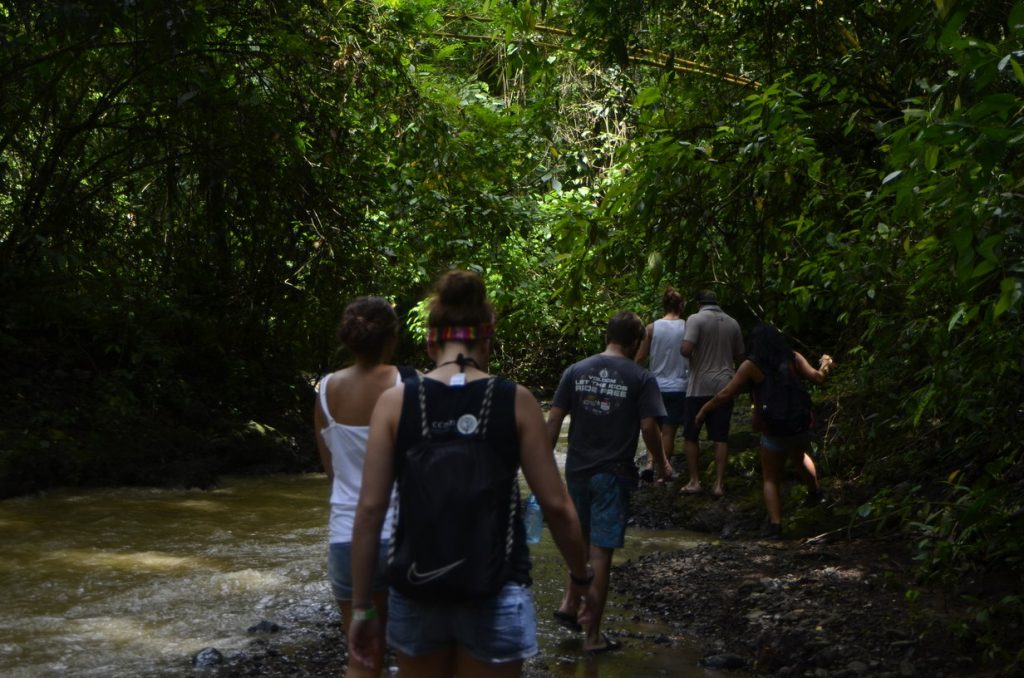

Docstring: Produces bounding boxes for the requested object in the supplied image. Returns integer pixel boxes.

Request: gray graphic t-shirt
[552,354,666,480]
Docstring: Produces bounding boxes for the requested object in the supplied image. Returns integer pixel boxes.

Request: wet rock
[699,652,749,670]
[192,647,224,667]
[738,577,766,594]
[780,608,805,622]
[248,620,282,633]
[848,660,869,674]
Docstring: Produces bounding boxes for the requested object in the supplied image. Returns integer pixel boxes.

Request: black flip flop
[552,610,582,632]
[586,634,623,654]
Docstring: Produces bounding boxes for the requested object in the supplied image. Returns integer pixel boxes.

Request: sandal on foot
[586,634,623,654]
[552,610,582,632]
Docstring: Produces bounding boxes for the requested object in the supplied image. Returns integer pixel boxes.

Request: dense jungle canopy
[1,0,1022,660]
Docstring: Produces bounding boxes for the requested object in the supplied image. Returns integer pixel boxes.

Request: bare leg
[657,424,678,480]
[455,646,523,677]
[682,439,702,492]
[795,452,819,492]
[582,545,614,651]
[712,441,729,497]
[397,647,456,678]
[759,447,785,525]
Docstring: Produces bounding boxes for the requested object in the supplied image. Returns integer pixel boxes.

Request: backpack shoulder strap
[415,376,496,440]
[415,377,429,439]
[477,377,496,436]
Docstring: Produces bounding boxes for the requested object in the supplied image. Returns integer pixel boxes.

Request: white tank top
[649,318,689,393]
[318,371,399,544]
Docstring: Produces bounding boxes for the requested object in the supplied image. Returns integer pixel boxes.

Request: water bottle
[524,494,543,544]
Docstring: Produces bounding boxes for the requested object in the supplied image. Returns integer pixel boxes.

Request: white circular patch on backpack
[456,414,479,435]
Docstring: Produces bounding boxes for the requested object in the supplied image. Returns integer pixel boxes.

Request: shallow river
[0,473,716,677]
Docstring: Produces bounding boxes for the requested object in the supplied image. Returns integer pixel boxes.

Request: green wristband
[352,607,377,622]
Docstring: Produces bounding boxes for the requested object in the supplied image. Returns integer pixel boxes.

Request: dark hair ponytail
[747,323,792,371]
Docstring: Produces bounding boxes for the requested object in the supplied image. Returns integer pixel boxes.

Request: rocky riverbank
[612,533,975,677]
[198,467,1004,677]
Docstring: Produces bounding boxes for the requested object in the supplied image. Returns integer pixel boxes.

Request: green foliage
[1,2,1022,662]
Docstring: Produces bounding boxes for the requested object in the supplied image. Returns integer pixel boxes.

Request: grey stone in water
[247,620,282,633]
[699,653,749,670]
[192,647,224,667]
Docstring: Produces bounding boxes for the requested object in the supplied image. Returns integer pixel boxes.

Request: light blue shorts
[327,540,390,601]
[567,472,630,549]
[386,582,538,663]
[760,432,812,453]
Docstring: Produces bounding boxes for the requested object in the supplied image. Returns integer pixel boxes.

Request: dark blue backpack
[759,360,813,437]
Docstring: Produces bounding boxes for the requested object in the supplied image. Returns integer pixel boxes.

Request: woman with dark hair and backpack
[348,270,594,678]
[314,296,417,677]
[695,323,834,540]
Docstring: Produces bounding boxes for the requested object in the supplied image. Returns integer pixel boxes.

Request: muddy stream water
[1,444,723,677]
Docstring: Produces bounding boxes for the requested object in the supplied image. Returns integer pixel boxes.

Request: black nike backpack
[387,377,519,603]
[759,359,813,437]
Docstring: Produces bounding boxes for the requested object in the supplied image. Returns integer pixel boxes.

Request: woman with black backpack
[348,270,594,677]
[695,323,834,540]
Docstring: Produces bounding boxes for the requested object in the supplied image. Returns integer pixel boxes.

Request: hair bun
[427,270,494,342]
[437,270,486,307]
[336,296,399,361]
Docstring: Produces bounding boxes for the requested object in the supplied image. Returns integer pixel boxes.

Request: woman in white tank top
[314,296,413,677]
[634,287,689,481]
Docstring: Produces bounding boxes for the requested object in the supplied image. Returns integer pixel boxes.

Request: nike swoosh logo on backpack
[407,559,465,584]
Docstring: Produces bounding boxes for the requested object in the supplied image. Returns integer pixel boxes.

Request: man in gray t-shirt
[680,290,745,497]
[547,311,666,653]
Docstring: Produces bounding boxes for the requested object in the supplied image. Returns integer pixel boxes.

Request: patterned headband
[427,322,495,345]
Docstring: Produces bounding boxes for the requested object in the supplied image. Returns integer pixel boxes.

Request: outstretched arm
[794,352,833,385]
[695,360,758,425]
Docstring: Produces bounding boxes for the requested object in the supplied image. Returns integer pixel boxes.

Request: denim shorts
[567,472,630,549]
[661,391,687,426]
[386,582,538,663]
[327,540,390,601]
[760,432,812,453]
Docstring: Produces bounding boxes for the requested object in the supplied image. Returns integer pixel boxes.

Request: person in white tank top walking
[635,287,689,482]
[314,296,416,677]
